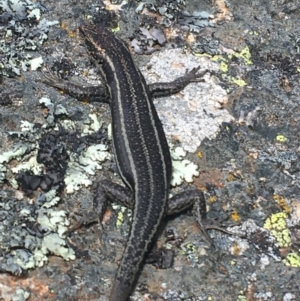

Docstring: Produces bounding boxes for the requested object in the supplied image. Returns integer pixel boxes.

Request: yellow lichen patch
[181,242,197,255]
[227,173,236,182]
[59,23,78,39]
[248,31,259,35]
[211,54,227,62]
[111,25,121,33]
[211,55,229,73]
[180,242,199,263]
[231,210,241,222]
[197,151,203,158]
[67,30,77,38]
[275,134,287,143]
[208,195,217,203]
[60,23,68,30]
[230,77,247,87]
[192,52,212,58]
[82,70,88,77]
[229,46,253,65]
[237,293,247,301]
[210,48,252,88]
[220,61,228,73]
[273,195,292,214]
[116,211,124,228]
[283,252,300,267]
[232,242,241,255]
[264,212,291,248]
[82,98,90,104]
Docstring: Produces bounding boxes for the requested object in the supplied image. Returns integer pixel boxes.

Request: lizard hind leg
[167,188,233,247]
[64,179,133,239]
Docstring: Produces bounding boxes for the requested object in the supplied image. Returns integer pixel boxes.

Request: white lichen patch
[65,144,111,193]
[11,154,44,175]
[40,189,61,208]
[142,48,234,152]
[11,288,30,301]
[10,191,76,266]
[28,56,43,70]
[82,113,103,135]
[169,144,199,186]
[171,159,199,186]
[41,233,75,260]
[38,209,70,237]
[0,164,6,183]
[0,0,59,76]
[60,119,77,131]
[20,120,37,133]
[0,143,35,164]
[11,232,75,269]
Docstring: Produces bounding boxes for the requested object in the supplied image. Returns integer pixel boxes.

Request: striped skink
[41,23,214,301]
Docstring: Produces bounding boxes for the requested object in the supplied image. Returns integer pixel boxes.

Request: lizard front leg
[38,67,208,102]
[38,71,110,103]
[148,67,208,98]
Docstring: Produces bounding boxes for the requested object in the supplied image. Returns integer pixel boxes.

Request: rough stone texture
[0,0,300,300]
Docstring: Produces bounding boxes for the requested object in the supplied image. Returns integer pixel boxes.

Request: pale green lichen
[4,191,75,269]
[236,292,247,301]
[0,164,6,183]
[78,144,110,171]
[264,212,291,248]
[27,7,41,20]
[170,145,186,160]
[65,144,111,193]
[283,252,300,268]
[180,242,199,265]
[275,134,287,143]
[11,248,40,269]
[0,143,36,184]
[64,161,93,193]
[0,143,35,164]
[38,208,70,237]
[11,288,30,301]
[11,233,75,269]
[28,56,43,70]
[40,190,61,208]
[31,249,48,268]
[82,113,103,135]
[11,154,44,175]
[41,233,75,261]
[61,119,77,131]
[0,0,59,76]
[230,77,247,87]
[20,120,37,133]
[171,159,199,186]
[169,144,199,186]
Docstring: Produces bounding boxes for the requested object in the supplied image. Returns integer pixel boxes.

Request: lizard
[40,23,226,301]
